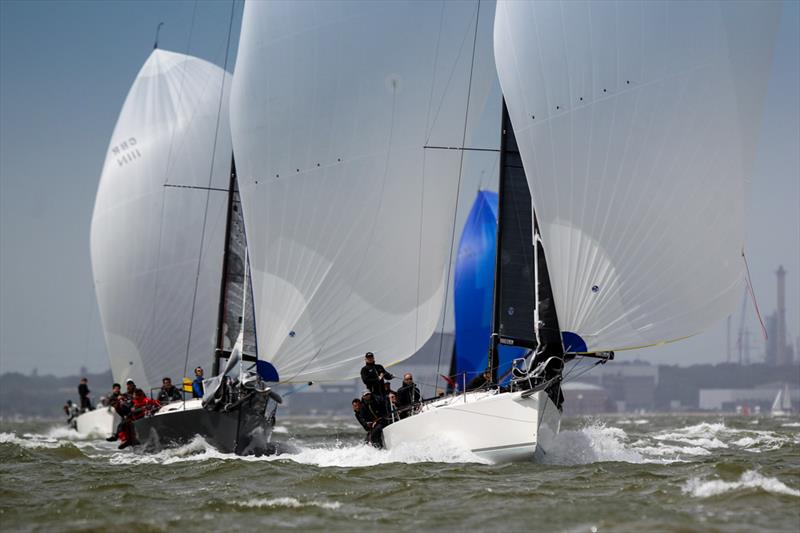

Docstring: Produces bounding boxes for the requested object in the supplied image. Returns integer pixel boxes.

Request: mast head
[153,22,165,50]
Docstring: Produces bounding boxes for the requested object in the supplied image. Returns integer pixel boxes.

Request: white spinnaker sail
[494,1,779,352]
[91,50,232,390]
[230,1,483,382]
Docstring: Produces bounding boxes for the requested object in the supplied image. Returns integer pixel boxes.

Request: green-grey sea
[1,414,799,532]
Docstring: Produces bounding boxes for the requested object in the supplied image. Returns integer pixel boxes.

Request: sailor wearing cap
[360,351,393,398]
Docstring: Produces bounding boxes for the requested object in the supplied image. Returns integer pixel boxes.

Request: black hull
[133,398,277,456]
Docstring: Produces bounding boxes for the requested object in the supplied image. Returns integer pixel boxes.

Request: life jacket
[130,397,160,420]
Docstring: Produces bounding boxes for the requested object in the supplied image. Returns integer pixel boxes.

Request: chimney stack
[776,265,788,365]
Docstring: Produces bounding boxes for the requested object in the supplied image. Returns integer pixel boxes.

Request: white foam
[106,436,231,465]
[238,497,341,510]
[1,431,63,449]
[730,435,787,451]
[103,433,486,467]
[683,470,800,498]
[635,444,711,458]
[653,435,728,450]
[781,422,800,428]
[273,426,289,434]
[541,422,646,464]
[272,436,489,467]
[44,426,89,441]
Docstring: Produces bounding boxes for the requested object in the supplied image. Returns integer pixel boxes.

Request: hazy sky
[1,0,798,376]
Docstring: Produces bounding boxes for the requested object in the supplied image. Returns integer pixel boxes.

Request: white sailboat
[228,0,779,461]
[771,384,793,417]
[90,47,281,454]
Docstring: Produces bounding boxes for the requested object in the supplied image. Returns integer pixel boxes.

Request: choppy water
[1,414,799,532]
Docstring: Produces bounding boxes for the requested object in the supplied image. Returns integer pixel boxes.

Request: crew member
[352,398,370,434]
[115,389,160,450]
[103,383,122,406]
[157,377,182,404]
[192,366,205,399]
[107,380,136,444]
[360,352,393,397]
[123,379,136,400]
[396,373,421,419]
[359,390,386,448]
[466,368,494,392]
[386,392,399,423]
[78,378,92,412]
[63,400,79,428]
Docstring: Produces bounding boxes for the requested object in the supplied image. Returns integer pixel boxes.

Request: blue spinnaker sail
[454,191,498,388]
[454,191,526,389]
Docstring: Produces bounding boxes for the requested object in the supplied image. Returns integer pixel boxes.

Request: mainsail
[91,50,232,390]
[215,162,258,361]
[494,0,779,353]
[230,1,485,382]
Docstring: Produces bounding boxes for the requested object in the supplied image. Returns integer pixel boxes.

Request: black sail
[214,157,258,373]
[492,101,537,355]
[492,100,565,406]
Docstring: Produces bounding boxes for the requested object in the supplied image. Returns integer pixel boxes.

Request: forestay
[91,50,232,390]
[230,1,483,382]
[494,1,779,353]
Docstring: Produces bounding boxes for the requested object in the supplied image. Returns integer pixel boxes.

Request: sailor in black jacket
[396,373,421,418]
[352,398,370,432]
[360,351,393,396]
[466,368,494,392]
[358,390,387,448]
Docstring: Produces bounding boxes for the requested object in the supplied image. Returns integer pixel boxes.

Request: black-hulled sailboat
[91,49,280,455]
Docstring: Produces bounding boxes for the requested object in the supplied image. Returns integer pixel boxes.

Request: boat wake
[3,418,796,467]
[269,437,490,467]
[100,433,488,467]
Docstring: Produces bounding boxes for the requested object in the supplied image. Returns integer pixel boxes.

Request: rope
[562,358,604,383]
[742,249,768,340]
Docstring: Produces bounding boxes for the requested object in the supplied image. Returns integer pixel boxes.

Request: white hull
[383,389,560,463]
[75,406,120,437]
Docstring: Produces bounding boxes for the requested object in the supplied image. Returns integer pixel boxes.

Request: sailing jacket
[157,386,182,404]
[359,398,386,427]
[354,409,370,431]
[192,377,204,399]
[360,363,394,395]
[396,383,421,417]
[130,396,160,420]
